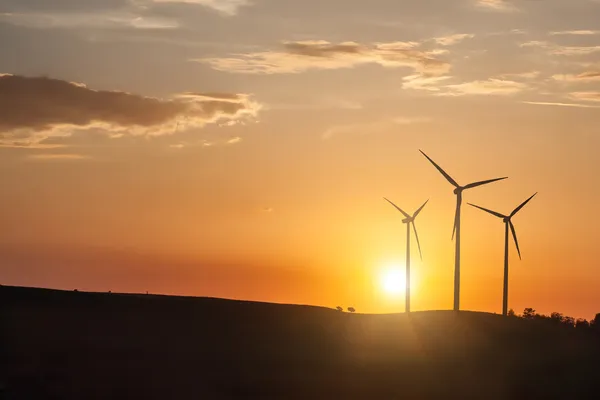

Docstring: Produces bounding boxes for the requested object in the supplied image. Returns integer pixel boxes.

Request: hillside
[2,285,600,399]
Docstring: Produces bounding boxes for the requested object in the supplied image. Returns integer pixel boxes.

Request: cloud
[402,74,453,92]
[521,41,600,56]
[549,30,600,36]
[569,91,600,102]
[475,0,518,12]
[497,71,541,79]
[441,78,528,96]
[433,33,475,46]
[0,74,261,148]
[523,101,600,108]
[151,0,251,15]
[197,40,451,76]
[26,153,92,161]
[227,136,242,144]
[0,11,179,29]
[552,71,600,83]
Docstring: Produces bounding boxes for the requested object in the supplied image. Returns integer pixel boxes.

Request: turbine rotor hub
[453,187,463,195]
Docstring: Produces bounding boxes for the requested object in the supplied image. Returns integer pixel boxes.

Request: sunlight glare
[380,266,406,296]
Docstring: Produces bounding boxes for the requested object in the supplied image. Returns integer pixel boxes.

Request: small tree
[523,308,536,319]
[336,306,343,312]
[550,312,564,323]
[347,307,356,313]
[507,309,516,317]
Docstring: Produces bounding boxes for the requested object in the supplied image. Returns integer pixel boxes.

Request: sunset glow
[2,0,600,320]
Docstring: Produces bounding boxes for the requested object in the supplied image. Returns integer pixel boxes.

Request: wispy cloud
[0,12,179,30]
[197,40,451,76]
[0,74,261,148]
[523,101,600,108]
[227,136,242,144]
[26,154,91,161]
[151,0,251,16]
[521,41,600,56]
[569,91,600,102]
[433,33,475,46]
[441,79,528,96]
[552,71,600,83]
[475,0,518,12]
[549,30,600,36]
[402,74,452,92]
[497,71,541,80]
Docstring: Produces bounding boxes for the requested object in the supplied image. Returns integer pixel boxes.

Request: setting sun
[381,266,406,296]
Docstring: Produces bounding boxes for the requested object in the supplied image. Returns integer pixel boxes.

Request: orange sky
[1,0,600,319]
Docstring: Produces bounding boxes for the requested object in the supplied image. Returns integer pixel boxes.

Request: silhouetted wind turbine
[383,198,429,313]
[468,193,537,316]
[419,150,507,311]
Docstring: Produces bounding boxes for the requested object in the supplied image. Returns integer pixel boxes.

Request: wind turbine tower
[384,198,429,313]
[469,193,537,316]
[419,150,507,311]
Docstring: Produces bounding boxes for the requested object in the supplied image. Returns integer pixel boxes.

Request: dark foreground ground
[2,286,600,399]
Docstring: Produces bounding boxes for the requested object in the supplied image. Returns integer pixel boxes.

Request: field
[2,285,600,399]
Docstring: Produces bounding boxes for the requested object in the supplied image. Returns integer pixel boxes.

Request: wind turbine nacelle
[402,218,412,224]
[453,187,462,195]
[503,217,510,223]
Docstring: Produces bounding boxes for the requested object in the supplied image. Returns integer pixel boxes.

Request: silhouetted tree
[507,309,516,317]
[336,306,343,312]
[523,308,536,319]
[347,307,355,313]
[550,312,564,323]
[575,318,590,329]
[591,313,600,331]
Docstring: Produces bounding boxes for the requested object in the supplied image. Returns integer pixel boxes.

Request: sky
[1,0,600,318]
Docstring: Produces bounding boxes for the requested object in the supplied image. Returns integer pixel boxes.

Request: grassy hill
[2,285,600,399]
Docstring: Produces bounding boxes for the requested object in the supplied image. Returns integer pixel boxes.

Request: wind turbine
[383,198,429,313]
[419,150,507,311]
[468,193,537,316]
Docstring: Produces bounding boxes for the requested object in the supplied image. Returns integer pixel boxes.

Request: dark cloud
[0,74,261,147]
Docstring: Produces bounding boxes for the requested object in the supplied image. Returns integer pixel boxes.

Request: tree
[575,318,589,329]
[590,313,600,331]
[336,306,343,312]
[507,309,516,317]
[347,307,356,313]
[523,308,536,319]
[550,312,564,323]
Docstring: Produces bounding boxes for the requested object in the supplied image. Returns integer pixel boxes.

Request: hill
[2,285,600,399]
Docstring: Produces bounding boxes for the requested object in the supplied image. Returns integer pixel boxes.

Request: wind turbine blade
[412,221,423,261]
[451,196,461,240]
[510,193,537,218]
[383,197,410,218]
[467,203,506,219]
[509,221,521,260]
[412,199,429,218]
[463,177,508,190]
[419,150,459,188]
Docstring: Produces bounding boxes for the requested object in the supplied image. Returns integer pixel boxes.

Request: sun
[380,266,406,296]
